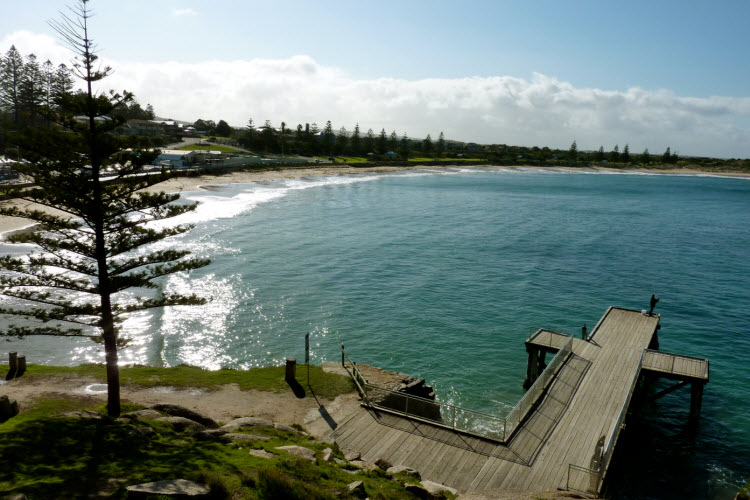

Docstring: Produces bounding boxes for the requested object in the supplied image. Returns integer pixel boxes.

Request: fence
[505,336,573,439]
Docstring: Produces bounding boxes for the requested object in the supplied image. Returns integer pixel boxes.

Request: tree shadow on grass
[0,416,224,499]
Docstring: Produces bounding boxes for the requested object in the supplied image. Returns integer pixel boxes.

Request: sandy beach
[1,163,748,237]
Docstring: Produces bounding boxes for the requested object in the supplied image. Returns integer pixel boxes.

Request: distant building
[153,150,197,168]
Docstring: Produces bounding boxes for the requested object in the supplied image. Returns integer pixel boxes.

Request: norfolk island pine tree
[0,0,209,416]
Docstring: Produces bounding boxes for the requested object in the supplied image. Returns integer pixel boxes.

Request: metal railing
[339,344,369,400]
[364,384,507,441]
[505,335,573,439]
[567,349,645,494]
[642,349,710,380]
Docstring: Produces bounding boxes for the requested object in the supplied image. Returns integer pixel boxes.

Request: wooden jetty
[332,306,709,495]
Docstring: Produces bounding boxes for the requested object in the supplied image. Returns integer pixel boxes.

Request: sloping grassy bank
[15,363,355,400]
[0,364,443,499]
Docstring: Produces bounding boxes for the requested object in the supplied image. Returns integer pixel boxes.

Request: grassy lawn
[0,396,428,499]
[8,364,355,400]
[178,144,244,153]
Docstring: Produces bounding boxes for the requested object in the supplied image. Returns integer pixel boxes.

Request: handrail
[339,344,369,401]
[567,349,645,494]
[364,383,507,441]
[505,335,573,439]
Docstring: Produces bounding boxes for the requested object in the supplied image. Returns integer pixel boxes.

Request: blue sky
[2,0,750,157]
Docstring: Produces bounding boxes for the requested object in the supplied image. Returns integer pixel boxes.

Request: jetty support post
[689,382,704,421]
[524,347,539,390]
[6,352,18,381]
[285,357,296,382]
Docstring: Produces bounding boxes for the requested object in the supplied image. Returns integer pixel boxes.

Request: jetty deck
[332,307,708,495]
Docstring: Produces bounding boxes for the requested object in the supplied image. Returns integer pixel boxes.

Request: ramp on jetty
[332,307,709,495]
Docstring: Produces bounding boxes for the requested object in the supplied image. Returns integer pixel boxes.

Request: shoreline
[1,163,748,237]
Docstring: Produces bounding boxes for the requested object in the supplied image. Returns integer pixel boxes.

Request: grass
[9,363,355,400]
[0,396,429,499]
[178,144,244,153]
[407,157,483,162]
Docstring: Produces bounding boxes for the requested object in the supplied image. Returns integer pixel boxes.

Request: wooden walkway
[332,307,707,495]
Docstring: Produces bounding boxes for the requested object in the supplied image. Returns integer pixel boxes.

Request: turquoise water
[3,167,749,497]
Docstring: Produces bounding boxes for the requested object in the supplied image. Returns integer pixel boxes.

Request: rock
[275,445,316,462]
[151,404,219,429]
[343,448,361,461]
[221,417,274,432]
[350,460,378,471]
[273,422,304,435]
[321,447,334,462]
[347,480,367,498]
[334,458,347,465]
[156,416,205,433]
[404,483,438,500]
[121,409,163,421]
[374,458,392,470]
[248,449,277,460]
[386,465,421,479]
[125,479,210,498]
[0,395,20,422]
[4,494,28,500]
[128,426,157,439]
[194,431,231,443]
[224,433,271,443]
[420,480,457,496]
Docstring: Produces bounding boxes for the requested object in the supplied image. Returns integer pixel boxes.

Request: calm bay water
[3,167,749,497]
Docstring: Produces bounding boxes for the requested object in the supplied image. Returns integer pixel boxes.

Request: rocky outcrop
[347,480,367,498]
[275,445,316,462]
[156,416,205,433]
[220,417,274,432]
[125,479,210,498]
[150,404,219,429]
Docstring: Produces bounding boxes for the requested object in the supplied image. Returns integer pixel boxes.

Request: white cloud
[3,31,750,157]
[171,8,197,17]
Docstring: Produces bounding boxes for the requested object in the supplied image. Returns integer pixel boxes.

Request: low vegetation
[11,363,356,400]
[0,364,446,498]
[0,397,427,499]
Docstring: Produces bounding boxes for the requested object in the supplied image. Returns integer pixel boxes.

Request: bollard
[6,352,18,381]
[285,358,296,382]
[582,324,588,341]
[341,344,345,367]
[17,355,26,378]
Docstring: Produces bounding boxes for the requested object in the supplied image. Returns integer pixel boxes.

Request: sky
[2,0,750,158]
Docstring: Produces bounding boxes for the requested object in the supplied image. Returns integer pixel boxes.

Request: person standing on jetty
[649,294,660,315]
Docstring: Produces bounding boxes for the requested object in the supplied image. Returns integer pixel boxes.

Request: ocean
[2,167,749,498]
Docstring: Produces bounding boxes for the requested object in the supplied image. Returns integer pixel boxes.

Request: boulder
[125,479,210,498]
[321,447,334,462]
[343,448,361,461]
[221,417,274,432]
[150,404,219,429]
[387,465,421,479]
[374,458,392,470]
[121,409,163,421]
[248,449,277,460]
[420,480,457,497]
[156,416,205,433]
[224,433,270,443]
[193,431,231,443]
[347,480,367,498]
[350,460,378,471]
[273,422,305,435]
[275,445,316,462]
[404,483,438,500]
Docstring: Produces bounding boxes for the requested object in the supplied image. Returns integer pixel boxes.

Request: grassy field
[12,363,355,400]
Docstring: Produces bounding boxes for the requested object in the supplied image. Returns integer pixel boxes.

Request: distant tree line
[0,46,161,155]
